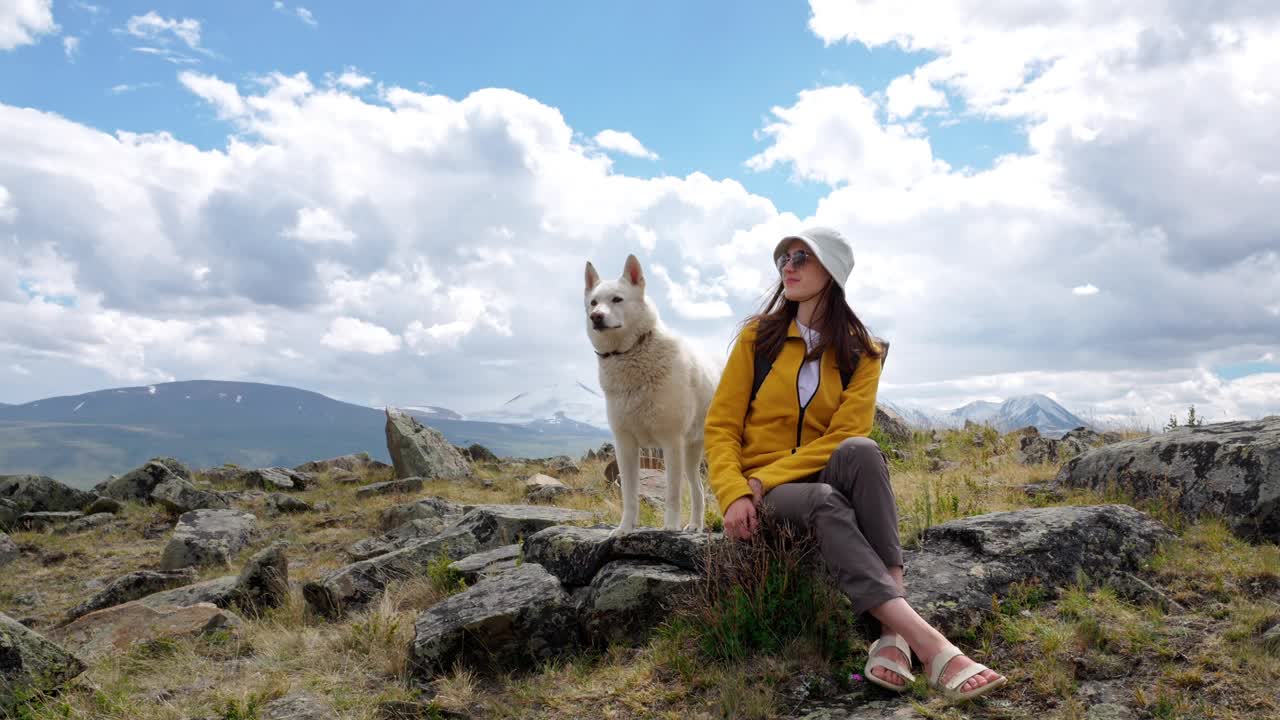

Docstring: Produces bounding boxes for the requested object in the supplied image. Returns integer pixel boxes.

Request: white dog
[585,254,717,533]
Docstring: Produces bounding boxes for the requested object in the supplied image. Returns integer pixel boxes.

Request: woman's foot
[924,644,1007,700]
[864,634,914,690]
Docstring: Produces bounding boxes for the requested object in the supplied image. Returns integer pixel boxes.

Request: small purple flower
[849,673,864,683]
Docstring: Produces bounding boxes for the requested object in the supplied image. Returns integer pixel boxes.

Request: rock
[64,569,201,623]
[523,473,570,503]
[580,560,700,646]
[51,601,241,661]
[266,493,313,515]
[448,545,522,584]
[1018,434,1062,464]
[1086,704,1136,720]
[0,498,17,531]
[1055,417,1280,541]
[609,529,723,572]
[151,477,231,514]
[260,692,337,719]
[355,477,425,499]
[606,468,668,509]
[293,452,389,475]
[0,532,17,567]
[16,511,83,531]
[236,543,289,614]
[409,564,579,678]
[1107,571,1186,614]
[873,404,913,444]
[466,444,498,463]
[385,408,471,481]
[0,474,96,513]
[380,496,467,532]
[1261,623,1280,655]
[455,504,596,550]
[160,509,258,570]
[523,526,614,586]
[603,459,619,485]
[0,612,86,714]
[84,496,122,515]
[138,576,240,611]
[903,505,1173,634]
[95,460,186,502]
[349,518,451,561]
[545,455,580,476]
[304,526,481,618]
[240,467,312,491]
[53,512,116,536]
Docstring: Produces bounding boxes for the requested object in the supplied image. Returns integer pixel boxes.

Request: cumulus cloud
[0,0,56,51]
[321,316,401,354]
[125,11,202,49]
[593,129,659,160]
[62,35,79,60]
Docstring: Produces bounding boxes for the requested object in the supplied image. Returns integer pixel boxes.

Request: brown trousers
[760,436,904,620]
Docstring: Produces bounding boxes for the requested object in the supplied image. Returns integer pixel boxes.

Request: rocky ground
[1,412,1278,719]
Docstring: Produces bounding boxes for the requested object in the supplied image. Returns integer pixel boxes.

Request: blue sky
[1,1,1277,428]
[1,1,1021,219]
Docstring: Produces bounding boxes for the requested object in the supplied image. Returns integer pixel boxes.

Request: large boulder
[16,511,83,532]
[151,477,231,514]
[608,528,723,572]
[448,545,522,584]
[1055,417,1280,541]
[903,505,1173,634]
[385,408,471,481]
[523,526,614,586]
[138,576,241,611]
[266,493,313,516]
[0,532,16,567]
[580,560,700,647]
[51,601,241,661]
[239,467,312,492]
[0,612,86,714]
[64,569,201,624]
[160,509,258,570]
[95,459,187,502]
[0,474,95,513]
[293,452,390,475]
[453,504,596,549]
[873,404,913,445]
[235,543,290,615]
[53,512,116,536]
[409,564,579,679]
[0,498,17,531]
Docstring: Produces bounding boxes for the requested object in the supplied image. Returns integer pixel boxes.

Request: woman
[703,227,1007,701]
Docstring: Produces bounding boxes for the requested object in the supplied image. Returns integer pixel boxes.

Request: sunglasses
[776,249,813,273]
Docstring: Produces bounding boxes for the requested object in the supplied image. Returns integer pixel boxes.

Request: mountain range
[0,380,609,489]
[881,394,1090,437]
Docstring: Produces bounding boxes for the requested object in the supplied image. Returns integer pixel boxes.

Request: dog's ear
[622,254,645,288]
[585,261,601,292]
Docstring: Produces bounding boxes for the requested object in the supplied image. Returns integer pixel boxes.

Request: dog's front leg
[614,434,641,535]
[661,443,685,531]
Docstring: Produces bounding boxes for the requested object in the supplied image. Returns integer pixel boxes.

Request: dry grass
[6,427,1280,719]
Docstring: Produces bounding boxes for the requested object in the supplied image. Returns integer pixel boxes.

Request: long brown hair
[738,278,882,376]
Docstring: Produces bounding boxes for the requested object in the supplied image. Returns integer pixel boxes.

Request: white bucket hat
[773,226,855,290]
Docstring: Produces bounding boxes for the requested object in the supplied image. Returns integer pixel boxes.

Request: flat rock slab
[51,601,241,661]
[455,504,596,549]
[294,452,390,474]
[355,477,425,499]
[0,612,86,714]
[581,559,700,647]
[160,509,258,571]
[523,526,614,586]
[1055,416,1280,541]
[95,460,185,503]
[65,569,201,623]
[151,477,231,514]
[240,467,312,491]
[903,504,1173,634]
[609,529,724,572]
[349,517,450,561]
[410,564,578,679]
[449,545,522,584]
[304,526,480,618]
[380,496,469,532]
[53,512,116,536]
[260,692,338,720]
[17,511,84,531]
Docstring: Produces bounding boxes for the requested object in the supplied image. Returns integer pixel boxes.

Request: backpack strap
[750,336,889,405]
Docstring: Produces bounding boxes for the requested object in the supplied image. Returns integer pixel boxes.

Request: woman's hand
[724,478,765,540]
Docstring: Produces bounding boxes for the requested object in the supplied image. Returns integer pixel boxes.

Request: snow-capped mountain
[469,381,609,429]
[881,394,1090,437]
[398,405,464,421]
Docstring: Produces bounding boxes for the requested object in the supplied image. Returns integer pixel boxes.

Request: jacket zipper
[792,338,820,454]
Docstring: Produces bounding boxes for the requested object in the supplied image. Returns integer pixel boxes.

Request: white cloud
[296,7,317,26]
[885,70,947,118]
[1072,284,1099,296]
[62,35,79,60]
[321,316,401,354]
[0,0,56,51]
[109,82,159,95]
[125,11,203,50]
[0,185,15,222]
[281,207,357,244]
[10,363,31,375]
[178,71,245,118]
[334,69,372,89]
[593,129,658,160]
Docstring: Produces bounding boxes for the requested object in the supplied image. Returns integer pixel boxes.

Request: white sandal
[864,634,915,692]
[926,643,1008,701]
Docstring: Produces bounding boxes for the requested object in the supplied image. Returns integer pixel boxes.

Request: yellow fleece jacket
[704,319,883,514]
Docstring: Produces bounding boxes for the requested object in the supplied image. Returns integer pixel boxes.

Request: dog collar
[595,331,653,359]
